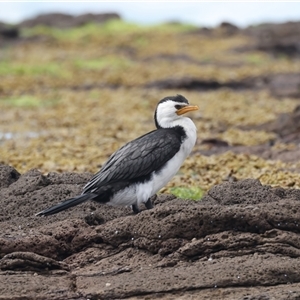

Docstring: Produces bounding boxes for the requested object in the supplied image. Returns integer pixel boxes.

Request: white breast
[136,117,197,206]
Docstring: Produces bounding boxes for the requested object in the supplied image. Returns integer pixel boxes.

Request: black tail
[36,193,96,216]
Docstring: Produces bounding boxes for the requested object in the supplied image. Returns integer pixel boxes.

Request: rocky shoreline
[1,164,300,299]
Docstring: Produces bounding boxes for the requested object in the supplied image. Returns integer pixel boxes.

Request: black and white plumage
[36,95,198,216]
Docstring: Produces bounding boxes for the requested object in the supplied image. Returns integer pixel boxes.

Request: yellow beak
[176,105,199,115]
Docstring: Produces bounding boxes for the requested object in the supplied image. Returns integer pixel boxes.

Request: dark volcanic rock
[0,22,19,39]
[246,21,300,57]
[199,141,300,164]
[259,104,300,142]
[145,76,265,91]
[218,21,240,36]
[19,12,121,29]
[267,104,300,136]
[269,73,300,98]
[1,164,300,298]
[0,164,20,188]
[73,13,121,27]
[203,178,281,205]
[145,73,300,98]
[145,77,224,90]
[142,53,201,65]
[19,13,74,28]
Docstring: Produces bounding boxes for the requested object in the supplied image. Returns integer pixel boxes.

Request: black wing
[82,128,183,193]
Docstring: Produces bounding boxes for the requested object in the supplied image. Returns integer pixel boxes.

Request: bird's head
[154,95,198,128]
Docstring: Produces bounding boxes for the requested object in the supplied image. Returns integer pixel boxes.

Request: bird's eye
[175,105,183,110]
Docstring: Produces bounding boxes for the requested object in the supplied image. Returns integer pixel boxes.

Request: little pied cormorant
[36,94,198,216]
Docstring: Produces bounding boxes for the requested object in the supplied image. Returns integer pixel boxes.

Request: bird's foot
[132,196,156,214]
[132,204,140,214]
[145,197,154,209]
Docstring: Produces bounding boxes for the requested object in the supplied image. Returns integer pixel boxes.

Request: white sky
[1,2,300,27]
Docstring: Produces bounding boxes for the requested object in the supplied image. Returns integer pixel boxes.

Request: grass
[170,186,204,200]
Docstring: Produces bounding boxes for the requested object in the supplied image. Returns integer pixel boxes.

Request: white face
[157,100,186,119]
[156,100,188,127]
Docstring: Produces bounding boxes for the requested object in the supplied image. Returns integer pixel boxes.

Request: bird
[36,94,198,216]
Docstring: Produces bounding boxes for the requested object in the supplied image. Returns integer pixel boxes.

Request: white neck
[160,116,197,157]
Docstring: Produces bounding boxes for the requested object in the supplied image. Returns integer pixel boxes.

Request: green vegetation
[1,95,59,108]
[170,186,204,200]
[74,57,132,70]
[245,53,269,65]
[0,61,70,77]
[21,20,197,42]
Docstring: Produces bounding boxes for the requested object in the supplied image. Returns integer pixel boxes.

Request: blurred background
[2,2,300,28]
[1,2,300,193]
